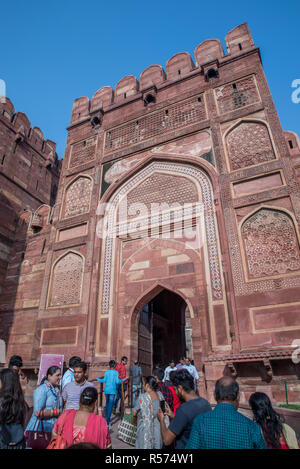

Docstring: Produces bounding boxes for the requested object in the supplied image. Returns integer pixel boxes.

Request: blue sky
[1,0,299,158]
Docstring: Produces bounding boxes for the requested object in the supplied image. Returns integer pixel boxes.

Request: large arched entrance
[138,289,191,375]
[95,159,231,362]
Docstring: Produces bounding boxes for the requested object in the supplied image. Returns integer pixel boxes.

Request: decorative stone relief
[48,252,83,307]
[224,206,300,296]
[226,122,275,170]
[69,136,97,169]
[215,76,259,114]
[104,95,206,153]
[242,209,300,278]
[63,177,92,219]
[99,162,223,316]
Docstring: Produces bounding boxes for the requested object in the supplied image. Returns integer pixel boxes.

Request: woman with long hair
[25,365,63,445]
[0,368,27,449]
[249,392,299,449]
[52,387,111,449]
[133,376,166,449]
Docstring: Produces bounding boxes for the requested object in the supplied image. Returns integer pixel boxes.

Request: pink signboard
[37,354,64,385]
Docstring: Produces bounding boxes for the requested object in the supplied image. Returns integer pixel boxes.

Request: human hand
[165,403,174,419]
[157,408,165,422]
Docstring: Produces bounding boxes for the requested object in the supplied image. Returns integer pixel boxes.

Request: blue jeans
[105,394,115,425]
[114,383,127,412]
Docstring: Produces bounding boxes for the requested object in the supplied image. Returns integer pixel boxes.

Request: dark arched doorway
[138,290,190,375]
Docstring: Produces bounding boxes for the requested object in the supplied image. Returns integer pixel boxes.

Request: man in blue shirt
[61,356,81,390]
[186,376,267,449]
[96,360,127,428]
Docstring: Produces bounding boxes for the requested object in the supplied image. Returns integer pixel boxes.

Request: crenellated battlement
[70,23,255,125]
[0,97,59,166]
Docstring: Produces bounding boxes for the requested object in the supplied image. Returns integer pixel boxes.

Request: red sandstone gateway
[0,22,300,405]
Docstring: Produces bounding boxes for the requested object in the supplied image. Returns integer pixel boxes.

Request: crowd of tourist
[0,354,299,450]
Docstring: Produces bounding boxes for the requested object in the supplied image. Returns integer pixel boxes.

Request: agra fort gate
[1,23,300,404]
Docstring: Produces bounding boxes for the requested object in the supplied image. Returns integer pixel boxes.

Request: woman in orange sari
[52,387,111,449]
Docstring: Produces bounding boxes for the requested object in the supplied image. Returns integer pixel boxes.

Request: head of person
[79,386,98,413]
[134,361,139,366]
[249,392,283,449]
[69,356,82,370]
[169,370,177,386]
[74,362,88,384]
[215,377,239,408]
[170,369,194,402]
[184,357,191,366]
[41,366,61,387]
[179,357,185,365]
[121,356,128,365]
[8,355,23,374]
[169,360,176,369]
[109,360,116,369]
[153,368,164,383]
[142,376,158,393]
[0,368,26,425]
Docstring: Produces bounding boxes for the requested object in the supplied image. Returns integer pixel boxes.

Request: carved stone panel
[242,209,300,278]
[226,122,275,171]
[62,177,92,219]
[48,252,84,307]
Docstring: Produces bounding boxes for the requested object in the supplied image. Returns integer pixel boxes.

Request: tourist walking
[52,387,111,449]
[25,366,63,442]
[169,370,181,414]
[183,357,199,392]
[133,376,166,449]
[249,392,300,449]
[96,360,126,427]
[186,377,267,449]
[158,369,211,448]
[0,368,27,449]
[113,356,128,414]
[153,368,173,410]
[163,360,177,387]
[130,361,142,408]
[61,356,82,390]
[175,357,185,370]
[62,362,94,410]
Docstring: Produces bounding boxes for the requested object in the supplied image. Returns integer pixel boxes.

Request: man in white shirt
[61,356,82,390]
[163,360,177,387]
[183,357,199,392]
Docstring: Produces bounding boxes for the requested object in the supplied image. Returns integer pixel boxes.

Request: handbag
[25,416,52,450]
[46,410,72,449]
[117,412,137,446]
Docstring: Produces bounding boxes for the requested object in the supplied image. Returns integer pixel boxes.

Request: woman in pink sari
[52,387,111,449]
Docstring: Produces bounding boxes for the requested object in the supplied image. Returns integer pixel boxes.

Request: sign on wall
[37,354,64,385]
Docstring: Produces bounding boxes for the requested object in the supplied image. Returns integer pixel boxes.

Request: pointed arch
[223,118,278,171]
[47,250,85,308]
[131,282,195,327]
[94,158,230,358]
[60,173,93,220]
[239,206,300,280]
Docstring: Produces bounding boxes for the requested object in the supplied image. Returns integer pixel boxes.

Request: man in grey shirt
[62,362,94,410]
[130,361,142,408]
